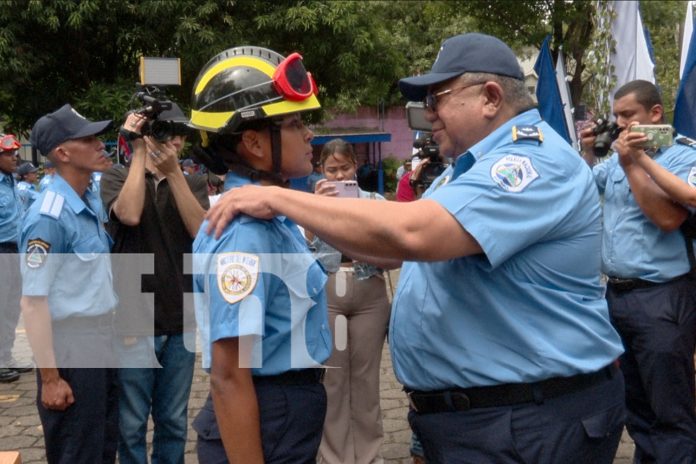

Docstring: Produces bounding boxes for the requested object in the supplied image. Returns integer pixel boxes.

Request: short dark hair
[614,80,662,110]
[320,138,356,166]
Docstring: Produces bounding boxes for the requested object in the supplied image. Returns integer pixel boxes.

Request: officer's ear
[648,104,664,124]
[239,128,266,161]
[51,145,70,164]
[481,81,504,119]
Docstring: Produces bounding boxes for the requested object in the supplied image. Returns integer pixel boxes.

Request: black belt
[53,312,114,330]
[406,364,618,414]
[253,368,325,386]
[607,273,691,293]
[0,241,18,253]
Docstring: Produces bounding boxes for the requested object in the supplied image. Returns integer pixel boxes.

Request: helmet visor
[0,135,21,152]
[273,53,318,101]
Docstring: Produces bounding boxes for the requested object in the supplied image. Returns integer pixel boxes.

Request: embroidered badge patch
[433,175,451,190]
[25,239,50,269]
[688,167,696,187]
[217,252,260,304]
[490,155,539,193]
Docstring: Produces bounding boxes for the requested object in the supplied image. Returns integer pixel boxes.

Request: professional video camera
[591,118,622,158]
[130,85,186,142]
[412,135,447,191]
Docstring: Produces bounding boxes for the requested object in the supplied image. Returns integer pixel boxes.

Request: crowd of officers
[0,31,696,464]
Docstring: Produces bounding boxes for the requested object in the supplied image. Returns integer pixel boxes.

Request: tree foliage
[0,0,689,135]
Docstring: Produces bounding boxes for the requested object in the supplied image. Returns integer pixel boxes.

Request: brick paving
[1,271,636,463]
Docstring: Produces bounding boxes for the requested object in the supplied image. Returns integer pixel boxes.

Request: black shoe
[0,368,20,383]
[7,359,33,373]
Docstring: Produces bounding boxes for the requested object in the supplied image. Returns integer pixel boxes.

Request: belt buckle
[450,391,471,411]
[407,391,420,412]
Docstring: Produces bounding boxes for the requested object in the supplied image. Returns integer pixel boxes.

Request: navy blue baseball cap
[30,104,112,156]
[399,33,524,102]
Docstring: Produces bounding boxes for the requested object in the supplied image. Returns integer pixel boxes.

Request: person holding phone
[311,138,391,464]
[580,79,696,463]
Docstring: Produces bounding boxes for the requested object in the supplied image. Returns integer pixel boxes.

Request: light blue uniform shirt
[0,172,21,243]
[38,173,53,192]
[20,174,117,320]
[193,171,332,375]
[390,109,623,391]
[593,140,696,281]
[16,181,38,212]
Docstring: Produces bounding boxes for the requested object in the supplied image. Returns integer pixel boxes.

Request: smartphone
[326,180,359,198]
[629,124,674,148]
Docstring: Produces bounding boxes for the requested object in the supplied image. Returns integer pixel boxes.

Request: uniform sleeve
[186,174,211,209]
[205,220,274,344]
[429,151,580,269]
[592,155,614,194]
[20,216,66,297]
[99,166,127,217]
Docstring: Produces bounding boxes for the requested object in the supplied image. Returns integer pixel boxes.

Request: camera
[591,118,622,158]
[412,135,447,190]
[131,86,189,142]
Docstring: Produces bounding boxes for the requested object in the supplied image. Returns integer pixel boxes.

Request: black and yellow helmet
[190,46,320,134]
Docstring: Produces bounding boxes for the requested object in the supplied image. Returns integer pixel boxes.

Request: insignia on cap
[490,154,539,193]
[26,239,50,269]
[676,136,696,148]
[512,125,543,143]
[688,167,696,188]
[217,252,259,304]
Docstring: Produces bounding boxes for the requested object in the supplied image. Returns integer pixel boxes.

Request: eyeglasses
[423,82,485,111]
[0,134,21,152]
[272,52,318,101]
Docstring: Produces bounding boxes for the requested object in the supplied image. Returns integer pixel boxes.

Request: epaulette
[512,125,543,144]
[676,136,696,148]
[39,191,64,219]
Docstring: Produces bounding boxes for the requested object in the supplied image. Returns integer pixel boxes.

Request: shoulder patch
[39,191,64,218]
[676,136,696,148]
[512,125,543,143]
[688,167,696,188]
[216,252,260,304]
[25,239,50,269]
[490,154,540,193]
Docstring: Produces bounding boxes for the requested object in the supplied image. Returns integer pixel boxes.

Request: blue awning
[311,132,391,145]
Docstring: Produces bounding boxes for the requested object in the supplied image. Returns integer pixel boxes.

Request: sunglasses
[0,134,21,152]
[424,81,485,111]
[272,52,318,102]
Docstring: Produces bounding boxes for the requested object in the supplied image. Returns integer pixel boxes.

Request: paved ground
[1,271,636,463]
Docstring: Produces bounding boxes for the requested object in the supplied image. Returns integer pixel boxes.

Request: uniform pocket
[192,395,221,440]
[74,237,105,261]
[581,402,625,439]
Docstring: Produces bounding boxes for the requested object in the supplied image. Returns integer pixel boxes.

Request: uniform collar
[461,108,542,162]
[223,170,292,223]
[51,173,93,214]
[1,171,14,185]
[223,170,259,190]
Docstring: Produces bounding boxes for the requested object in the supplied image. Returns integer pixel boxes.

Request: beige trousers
[318,269,391,464]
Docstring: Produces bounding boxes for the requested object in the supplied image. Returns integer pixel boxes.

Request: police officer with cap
[22,104,119,463]
[0,133,31,383]
[16,161,40,212]
[206,32,626,463]
[189,46,331,463]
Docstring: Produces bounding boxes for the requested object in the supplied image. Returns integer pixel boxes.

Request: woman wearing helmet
[190,46,331,464]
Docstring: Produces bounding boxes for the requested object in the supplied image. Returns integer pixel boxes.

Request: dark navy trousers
[194,381,326,463]
[608,277,696,463]
[37,367,119,464]
[408,370,625,464]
